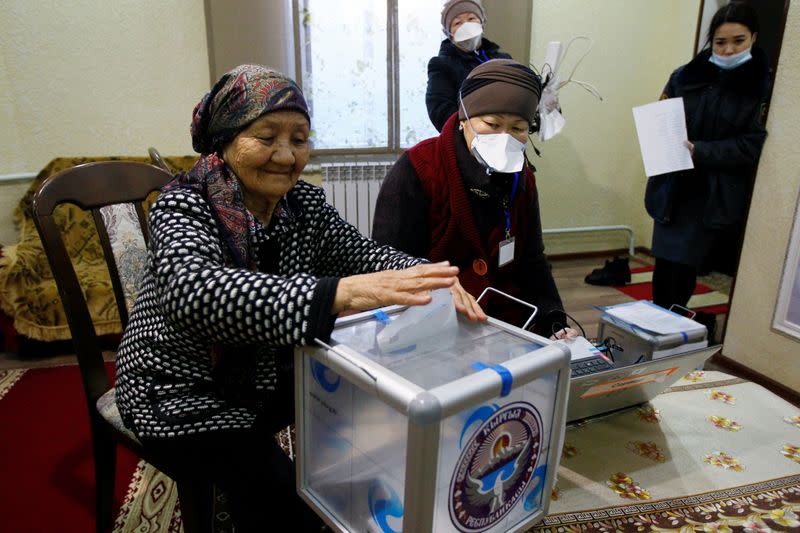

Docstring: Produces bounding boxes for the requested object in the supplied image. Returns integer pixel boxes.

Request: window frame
[292,0,407,156]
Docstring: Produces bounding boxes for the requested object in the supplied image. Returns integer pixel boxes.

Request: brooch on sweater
[469,188,490,199]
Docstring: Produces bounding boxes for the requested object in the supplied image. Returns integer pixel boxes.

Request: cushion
[95,387,140,443]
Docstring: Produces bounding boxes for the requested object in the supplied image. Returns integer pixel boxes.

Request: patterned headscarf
[190,64,310,155]
[166,65,309,269]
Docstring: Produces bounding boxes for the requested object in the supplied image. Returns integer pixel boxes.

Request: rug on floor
[532,370,800,532]
[0,362,295,532]
[0,364,143,532]
[614,265,730,314]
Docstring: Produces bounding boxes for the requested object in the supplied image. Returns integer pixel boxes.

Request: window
[294,0,444,152]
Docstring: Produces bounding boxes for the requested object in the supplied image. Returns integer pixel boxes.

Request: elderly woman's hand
[333,262,485,320]
[450,278,487,321]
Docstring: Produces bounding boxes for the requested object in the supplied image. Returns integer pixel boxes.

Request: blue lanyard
[475,49,490,63]
[503,172,520,239]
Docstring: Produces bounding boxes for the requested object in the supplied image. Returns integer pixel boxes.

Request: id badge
[498,237,515,267]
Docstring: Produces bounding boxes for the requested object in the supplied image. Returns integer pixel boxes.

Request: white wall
[483,0,532,67]
[529,0,700,254]
[0,50,26,176]
[0,0,210,244]
[724,2,800,391]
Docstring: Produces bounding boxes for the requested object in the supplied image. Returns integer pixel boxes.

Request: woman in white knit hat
[425,0,513,132]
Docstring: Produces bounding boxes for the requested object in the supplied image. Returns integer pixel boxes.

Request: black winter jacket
[426,38,512,131]
[645,47,769,231]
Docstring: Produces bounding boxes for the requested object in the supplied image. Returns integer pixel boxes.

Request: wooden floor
[0,253,728,370]
[550,254,655,340]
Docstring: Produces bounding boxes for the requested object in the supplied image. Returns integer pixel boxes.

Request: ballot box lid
[327,307,552,391]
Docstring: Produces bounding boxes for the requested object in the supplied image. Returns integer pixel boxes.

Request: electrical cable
[540,35,604,101]
[545,308,586,339]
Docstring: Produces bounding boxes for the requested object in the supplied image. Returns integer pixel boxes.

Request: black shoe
[693,311,718,344]
[584,256,631,286]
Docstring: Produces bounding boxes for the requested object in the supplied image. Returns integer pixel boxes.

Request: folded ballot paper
[602,300,705,336]
[376,289,458,354]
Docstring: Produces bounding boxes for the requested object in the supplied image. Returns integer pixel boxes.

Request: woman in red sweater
[374,59,576,339]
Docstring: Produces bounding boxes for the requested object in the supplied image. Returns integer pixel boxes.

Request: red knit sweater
[373,113,565,334]
[406,114,538,319]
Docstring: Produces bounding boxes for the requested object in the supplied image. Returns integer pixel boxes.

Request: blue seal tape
[373,310,390,323]
[472,362,514,397]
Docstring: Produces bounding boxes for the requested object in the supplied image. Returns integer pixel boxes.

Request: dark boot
[585,256,631,286]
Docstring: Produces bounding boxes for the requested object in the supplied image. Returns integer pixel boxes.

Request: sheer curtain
[298,0,444,151]
[398,0,442,147]
[300,0,389,149]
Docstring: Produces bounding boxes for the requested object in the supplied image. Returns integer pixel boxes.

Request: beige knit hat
[441,0,485,34]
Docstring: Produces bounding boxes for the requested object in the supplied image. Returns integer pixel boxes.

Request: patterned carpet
[113,461,184,532]
[532,371,800,532]
[0,363,298,532]
[4,364,799,532]
[0,366,24,399]
[0,365,145,532]
[614,265,731,315]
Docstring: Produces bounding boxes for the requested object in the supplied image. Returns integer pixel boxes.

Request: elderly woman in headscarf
[426,0,512,132]
[115,64,482,531]
[374,59,576,339]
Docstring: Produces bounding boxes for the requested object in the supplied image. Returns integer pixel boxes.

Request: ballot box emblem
[311,360,341,392]
[449,401,543,531]
[368,479,404,533]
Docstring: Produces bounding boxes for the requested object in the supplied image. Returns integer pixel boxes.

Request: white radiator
[321,160,396,238]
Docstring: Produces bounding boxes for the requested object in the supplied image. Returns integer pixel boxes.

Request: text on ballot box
[293,300,571,533]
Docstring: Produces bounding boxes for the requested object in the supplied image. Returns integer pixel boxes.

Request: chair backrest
[148,147,173,174]
[32,161,172,406]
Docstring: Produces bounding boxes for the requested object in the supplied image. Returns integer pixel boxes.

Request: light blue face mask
[709,47,753,70]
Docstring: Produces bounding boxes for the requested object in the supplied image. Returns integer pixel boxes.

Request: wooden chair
[148,146,172,174]
[32,161,214,533]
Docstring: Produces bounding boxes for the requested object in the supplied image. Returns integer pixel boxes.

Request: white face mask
[461,101,527,173]
[470,132,527,173]
[709,47,753,70]
[453,21,483,52]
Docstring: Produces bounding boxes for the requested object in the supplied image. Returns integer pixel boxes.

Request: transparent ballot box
[294,301,571,533]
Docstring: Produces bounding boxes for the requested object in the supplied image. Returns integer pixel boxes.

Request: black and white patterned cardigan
[115,180,421,439]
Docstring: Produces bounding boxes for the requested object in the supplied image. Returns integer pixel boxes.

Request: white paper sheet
[603,301,705,336]
[376,289,458,354]
[632,97,694,177]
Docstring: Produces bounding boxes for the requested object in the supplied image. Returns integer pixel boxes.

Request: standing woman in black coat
[645,1,769,314]
[426,0,512,131]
